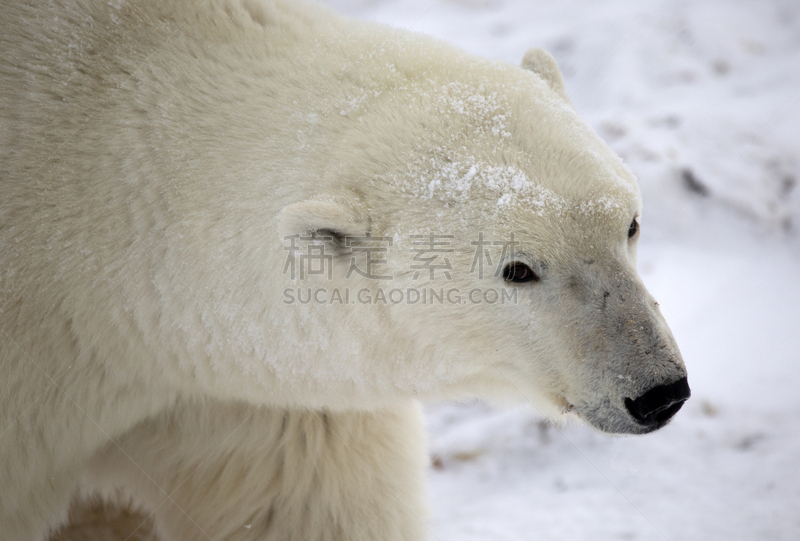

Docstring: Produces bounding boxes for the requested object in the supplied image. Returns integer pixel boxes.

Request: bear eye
[502,262,539,283]
[628,218,639,239]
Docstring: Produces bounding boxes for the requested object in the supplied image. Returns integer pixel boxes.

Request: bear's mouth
[553,394,575,414]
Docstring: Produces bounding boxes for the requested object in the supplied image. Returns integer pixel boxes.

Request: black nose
[625,377,691,427]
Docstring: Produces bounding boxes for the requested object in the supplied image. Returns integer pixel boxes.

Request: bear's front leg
[83,400,431,541]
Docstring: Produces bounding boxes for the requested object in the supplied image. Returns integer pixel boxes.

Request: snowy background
[322,1,800,539]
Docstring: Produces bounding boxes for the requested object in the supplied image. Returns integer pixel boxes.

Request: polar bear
[0,0,690,539]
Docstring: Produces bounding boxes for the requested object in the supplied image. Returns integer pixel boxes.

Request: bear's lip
[562,394,671,435]
[577,405,672,435]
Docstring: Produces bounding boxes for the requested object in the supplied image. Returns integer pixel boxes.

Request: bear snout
[624,376,691,429]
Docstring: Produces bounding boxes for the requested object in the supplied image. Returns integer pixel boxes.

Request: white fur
[0,0,687,539]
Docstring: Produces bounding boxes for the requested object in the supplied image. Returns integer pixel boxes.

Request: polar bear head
[278,45,688,435]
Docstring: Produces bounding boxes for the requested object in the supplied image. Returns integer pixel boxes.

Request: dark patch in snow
[681,168,710,197]
[780,176,795,198]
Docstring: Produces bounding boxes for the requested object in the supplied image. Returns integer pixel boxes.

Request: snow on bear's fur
[0,0,689,539]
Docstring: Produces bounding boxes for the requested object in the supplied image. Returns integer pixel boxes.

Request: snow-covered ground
[324,1,800,539]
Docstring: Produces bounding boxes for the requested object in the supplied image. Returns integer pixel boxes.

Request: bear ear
[278,199,368,253]
[521,48,569,102]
